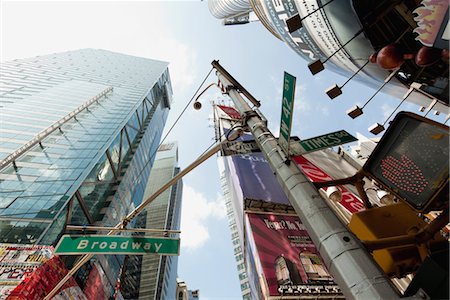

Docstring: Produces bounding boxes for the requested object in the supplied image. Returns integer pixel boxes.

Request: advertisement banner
[217,105,241,119]
[293,155,365,214]
[246,213,342,297]
[231,153,290,205]
[83,261,110,300]
[0,244,85,300]
[413,0,449,49]
[0,244,54,299]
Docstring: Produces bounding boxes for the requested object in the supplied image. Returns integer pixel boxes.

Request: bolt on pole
[212,60,401,299]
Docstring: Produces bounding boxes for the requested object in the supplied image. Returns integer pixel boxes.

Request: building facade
[121,143,183,300]
[209,0,449,113]
[0,49,173,298]
[176,278,199,300]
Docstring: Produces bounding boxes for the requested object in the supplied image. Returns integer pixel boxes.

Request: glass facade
[120,143,183,300]
[0,49,173,298]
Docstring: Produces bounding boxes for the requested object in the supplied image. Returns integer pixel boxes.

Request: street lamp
[325,186,342,202]
[192,82,221,110]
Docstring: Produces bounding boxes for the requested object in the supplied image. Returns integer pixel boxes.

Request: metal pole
[213,61,400,299]
[45,138,234,299]
[65,225,181,234]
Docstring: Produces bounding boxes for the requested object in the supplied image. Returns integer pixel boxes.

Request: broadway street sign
[299,130,357,153]
[279,72,296,156]
[55,235,180,255]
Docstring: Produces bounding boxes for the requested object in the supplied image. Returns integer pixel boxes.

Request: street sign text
[279,72,296,156]
[299,130,357,153]
[55,235,180,255]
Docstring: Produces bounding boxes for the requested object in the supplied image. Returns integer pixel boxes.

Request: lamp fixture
[192,82,221,111]
[347,67,400,120]
[308,28,364,75]
[325,186,342,202]
[368,85,410,135]
[376,190,396,205]
[325,60,370,99]
[365,187,395,206]
[285,0,336,33]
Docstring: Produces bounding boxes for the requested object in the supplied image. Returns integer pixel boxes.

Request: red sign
[293,156,365,213]
[7,256,85,300]
[217,105,241,119]
[0,244,85,300]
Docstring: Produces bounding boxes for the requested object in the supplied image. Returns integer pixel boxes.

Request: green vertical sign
[279,72,296,156]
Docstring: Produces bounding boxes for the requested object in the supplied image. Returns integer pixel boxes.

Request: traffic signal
[362,112,448,212]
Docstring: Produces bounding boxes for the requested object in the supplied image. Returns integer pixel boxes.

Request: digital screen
[364,112,449,211]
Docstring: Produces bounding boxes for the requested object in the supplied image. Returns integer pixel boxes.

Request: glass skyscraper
[0,49,173,298]
[121,142,183,300]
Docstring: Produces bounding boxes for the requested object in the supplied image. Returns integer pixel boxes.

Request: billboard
[227,152,365,212]
[245,213,342,298]
[217,105,241,119]
[83,261,110,299]
[231,153,290,205]
[413,0,449,49]
[0,244,85,299]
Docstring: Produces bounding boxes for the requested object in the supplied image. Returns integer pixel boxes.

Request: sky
[1,1,448,299]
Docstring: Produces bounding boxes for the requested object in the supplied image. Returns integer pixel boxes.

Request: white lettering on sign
[154,243,162,252]
[280,120,290,137]
[263,219,307,231]
[77,240,89,250]
[120,241,128,249]
[293,155,364,213]
[73,239,165,253]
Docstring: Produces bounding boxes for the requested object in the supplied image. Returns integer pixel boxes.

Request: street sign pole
[213,60,401,299]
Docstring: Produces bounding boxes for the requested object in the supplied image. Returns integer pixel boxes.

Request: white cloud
[162,38,198,93]
[321,106,330,116]
[180,185,226,251]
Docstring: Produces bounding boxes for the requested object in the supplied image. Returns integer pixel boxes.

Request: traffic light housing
[362,112,449,212]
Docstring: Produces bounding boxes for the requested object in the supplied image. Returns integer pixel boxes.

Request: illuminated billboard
[245,212,343,298]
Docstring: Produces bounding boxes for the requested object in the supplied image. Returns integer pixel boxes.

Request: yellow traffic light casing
[349,202,447,277]
[362,112,449,213]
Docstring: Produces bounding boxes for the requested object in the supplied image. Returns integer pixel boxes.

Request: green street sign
[279,72,296,156]
[299,130,357,153]
[54,235,180,256]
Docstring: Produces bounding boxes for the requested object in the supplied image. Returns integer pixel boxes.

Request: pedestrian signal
[363,112,448,212]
